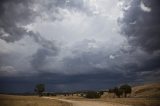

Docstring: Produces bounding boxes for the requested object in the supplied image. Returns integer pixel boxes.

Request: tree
[80,93,84,97]
[34,84,45,96]
[120,84,132,98]
[113,87,123,98]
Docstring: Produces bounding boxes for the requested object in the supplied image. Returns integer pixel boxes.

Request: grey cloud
[37,0,96,15]
[30,32,58,51]
[119,0,160,53]
[59,39,160,83]
[31,47,59,71]
[118,0,160,82]
[65,0,92,14]
[61,40,131,73]
[0,0,60,73]
[0,0,93,75]
[0,66,17,76]
[0,0,96,42]
[0,0,36,42]
[0,0,160,93]
[29,32,59,71]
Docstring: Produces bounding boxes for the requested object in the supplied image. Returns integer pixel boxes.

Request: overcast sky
[0,0,160,93]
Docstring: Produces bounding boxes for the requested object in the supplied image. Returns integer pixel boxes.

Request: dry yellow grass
[100,98,160,106]
[70,97,160,106]
[55,95,160,106]
[132,82,160,98]
[0,95,71,106]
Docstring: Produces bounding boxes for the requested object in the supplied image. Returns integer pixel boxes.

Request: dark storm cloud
[119,0,160,53]
[0,0,35,42]
[0,0,93,72]
[0,0,160,93]
[118,0,160,83]
[0,0,93,75]
[0,71,135,93]
[0,0,61,74]
[28,37,160,82]
[138,54,160,72]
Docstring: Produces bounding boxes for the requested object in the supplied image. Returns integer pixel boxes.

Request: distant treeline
[0,84,132,99]
[0,90,106,97]
[0,92,37,96]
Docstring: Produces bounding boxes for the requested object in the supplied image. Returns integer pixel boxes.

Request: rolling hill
[131,82,160,98]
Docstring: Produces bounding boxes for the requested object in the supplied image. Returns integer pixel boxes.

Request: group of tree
[109,84,132,98]
[34,83,131,98]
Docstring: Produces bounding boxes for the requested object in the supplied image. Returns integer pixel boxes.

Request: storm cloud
[119,0,160,53]
[0,0,36,42]
[0,0,160,92]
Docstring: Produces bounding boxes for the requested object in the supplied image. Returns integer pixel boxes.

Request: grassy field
[99,82,160,106]
[0,95,160,106]
[100,98,160,106]
[70,97,160,106]
[132,83,160,98]
[55,95,160,106]
[0,95,71,106]
[0,83,159,106]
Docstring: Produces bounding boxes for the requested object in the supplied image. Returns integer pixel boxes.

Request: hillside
[101,82,160,98]
[131,82,160,98]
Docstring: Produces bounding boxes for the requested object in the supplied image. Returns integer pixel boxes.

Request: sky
[0,0,160,93]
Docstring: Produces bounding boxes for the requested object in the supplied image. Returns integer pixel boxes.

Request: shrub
[99,91,104,95]
[85,91,101,99]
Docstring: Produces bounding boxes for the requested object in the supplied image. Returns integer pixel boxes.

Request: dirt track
[43,97,131,106]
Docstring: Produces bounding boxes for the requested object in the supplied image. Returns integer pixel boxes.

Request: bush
[80,93,84,97]
[99,91,104,95]
[85,91,101,99]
